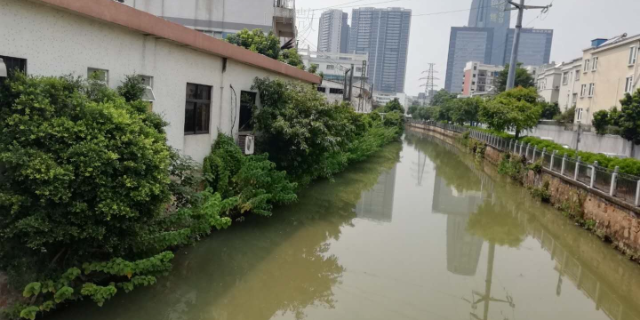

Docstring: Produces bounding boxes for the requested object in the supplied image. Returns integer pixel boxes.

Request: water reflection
[355,166,397,223]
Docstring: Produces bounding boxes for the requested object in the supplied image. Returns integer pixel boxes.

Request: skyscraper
[349,7,412,93]
[444,1,553,94]
[317,10,350,53]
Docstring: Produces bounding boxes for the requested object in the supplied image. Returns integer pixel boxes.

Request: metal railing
[407,120,640,207]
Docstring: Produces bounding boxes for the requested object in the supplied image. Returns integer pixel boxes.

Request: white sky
[294,0,640,96]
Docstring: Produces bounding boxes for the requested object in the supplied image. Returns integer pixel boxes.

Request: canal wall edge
[407,123,640,259]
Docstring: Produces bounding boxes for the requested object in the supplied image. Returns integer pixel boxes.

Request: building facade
[0,0,319,163]
[536,63,562,104]
[445,27,494,94]
[317,9,349,53]
[504,28,554,67]
[461,61,502,97]
[575,34,640,124]
[120,0,296,42]
[557,58,582,111]
[299,49,368,84]
[467,0,511,66]
[349,7,412,93]
[316,80,373,113]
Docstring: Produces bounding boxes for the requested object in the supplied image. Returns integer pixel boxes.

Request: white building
[373,92,408,112]
[299,49,368,84]
[461,61,502,97]
[536,63,562,104]
[0,0,320,163]
[317,80,373,113]
[557,58,582,111]
[120,0,296,43]
[317,10,349,54]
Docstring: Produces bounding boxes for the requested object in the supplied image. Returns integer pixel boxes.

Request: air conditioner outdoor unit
[238,134,255,155]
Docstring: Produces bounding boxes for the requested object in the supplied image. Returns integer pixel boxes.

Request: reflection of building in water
[432,175,484,276]
[355,166,397,222]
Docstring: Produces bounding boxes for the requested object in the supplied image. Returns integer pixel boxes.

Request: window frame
[630,46,638,65]
[0,55,27,77]
[575,69,580,81]
[87,67,109,85]
[591,57,598,71]
[588,83,595,97]
[583,59,590,73]
[184,83,213,135]
[238,90,257,132]
[329,88,344,95]
[625,76,634,94]
[562,72,569,86]
[580,84,587,97]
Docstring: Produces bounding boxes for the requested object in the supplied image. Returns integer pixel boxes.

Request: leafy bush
[530,181,551,203]
[0,73,172,286]
[540,102,561,120]
[203,134,297,217]
[592,110,610,135]
[383,99,405,114]
[554,105,575,123]
[498,154,525,180]
[117,74,147,102]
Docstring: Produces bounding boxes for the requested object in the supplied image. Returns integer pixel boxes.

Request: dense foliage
[494,63,535,93]
[540,102,560,120]
[226,29,305,69]
[554,105,575,123]
[383,98,405,114]
[592,110,610,135]
[251,78,402,185]
[203,134,297,216]
[479,87,541,138]
[618,89,640,145]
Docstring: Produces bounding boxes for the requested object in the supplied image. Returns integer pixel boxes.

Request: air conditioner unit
[238,134,255,155]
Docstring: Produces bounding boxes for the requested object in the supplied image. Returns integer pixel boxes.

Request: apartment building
[536,64,562,104]
[461,61,502,97]
[0,0,319,163]
[299,49,368,84]
[575,35,640,124]
[557,58,582,111]
[317,10,350,53]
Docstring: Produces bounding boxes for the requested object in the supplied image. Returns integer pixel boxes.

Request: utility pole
[505,0,552,90]
[358,60,367,112]
[420,63,439,105]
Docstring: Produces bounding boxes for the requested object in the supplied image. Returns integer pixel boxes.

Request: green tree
[592,110,610,135]
[117,74,146,102]
[495,63,535,93]
[618,89,640,145]
[480,87,542,138]
[451,97,483,125]
[226,29,281,59]
[383,98,405,114]
[278,48,305,69]
[554,105,576,123]
[308,64,319,74]
[540,101,560,120]
[430,89,457,106]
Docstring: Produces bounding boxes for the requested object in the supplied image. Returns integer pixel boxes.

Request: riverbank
[407,122,640,262]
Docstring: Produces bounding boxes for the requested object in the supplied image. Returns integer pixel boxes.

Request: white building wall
[0,0,303,163]
[557,60,582,112]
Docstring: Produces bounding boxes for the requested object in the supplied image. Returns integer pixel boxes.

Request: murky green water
[51,129,640,320]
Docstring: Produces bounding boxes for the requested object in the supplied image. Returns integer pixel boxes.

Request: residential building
[317,9,349,53]
[461,61,502,97]
[575,34,640,124]
[299,48,368,84]
[445,27,495,94]
[536,63,562,104]
[0,0,320,163]
[373,92,408,112]
[467,0,511,66]
[120,0,296,43]
[557,58,582,111]
[316,80,373,113]
[504,28,554,67]
[349,7,412,93]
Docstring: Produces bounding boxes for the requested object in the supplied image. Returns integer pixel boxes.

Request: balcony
[274,0,295,39]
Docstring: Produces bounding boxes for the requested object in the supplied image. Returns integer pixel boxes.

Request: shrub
[592,110,610,135]
[498,154,525,180]
[530,181,551,203]
[0,73,172,285]
[203,134,297,217]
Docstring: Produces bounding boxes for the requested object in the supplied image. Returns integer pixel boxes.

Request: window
[138,75,156,102]
[239,91,257,132]
[629,46,638,65]
[575,70,580,81]
[326,65,335,70]
[184,83,212,134]
[625,76,634,93]
[588,83,595,97]
[355,67,362,73]
[88,68,108,84]
[329,88,344,95]
[583,59,590,73]
[473,74,476,78]
[317,86,326,93]
[0,55,27,77]
[214,31,223,39]
[562,72,569,85]
[580,84,587,97]
[576,108,584,121]
[592,57,598,71]
[473,66,477,71]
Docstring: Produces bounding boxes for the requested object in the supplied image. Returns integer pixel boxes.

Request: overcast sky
[294,0,640,96]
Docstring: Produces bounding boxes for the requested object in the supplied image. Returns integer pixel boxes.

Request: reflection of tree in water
[50,143,402,320]
[467,198,526,248]
[405,132,482,193]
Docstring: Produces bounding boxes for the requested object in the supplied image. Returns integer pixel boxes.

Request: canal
[51,129,640,320]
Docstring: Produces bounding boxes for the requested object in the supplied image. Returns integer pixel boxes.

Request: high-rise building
[468,0,511,66]
[317,10,350,53]
[444,27,495,94]
[445,1,553,94]
[504,28,554,67]
[349,7,412,93]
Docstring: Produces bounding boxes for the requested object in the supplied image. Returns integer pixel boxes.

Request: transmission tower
[420,63,439,105]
